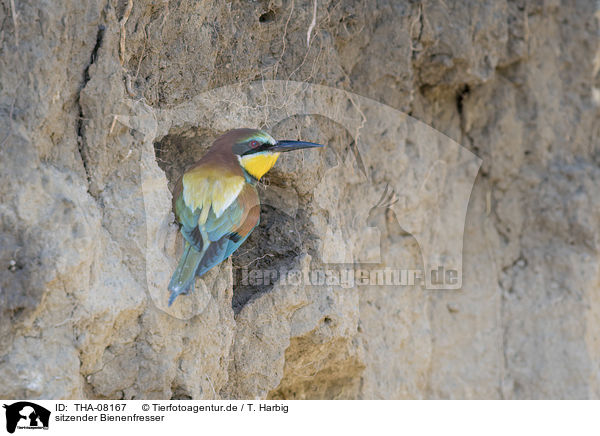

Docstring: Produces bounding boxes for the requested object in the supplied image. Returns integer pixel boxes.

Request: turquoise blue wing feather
[194,194,260,277]
[174,193,204,251]
[222,212,260,260]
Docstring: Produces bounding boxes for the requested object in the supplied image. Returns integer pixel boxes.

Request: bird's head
[227,129,323,181]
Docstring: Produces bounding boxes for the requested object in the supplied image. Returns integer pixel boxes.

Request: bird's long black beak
[271,140,324,152]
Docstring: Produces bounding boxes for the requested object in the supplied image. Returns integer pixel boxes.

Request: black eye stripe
[237,138,272,156]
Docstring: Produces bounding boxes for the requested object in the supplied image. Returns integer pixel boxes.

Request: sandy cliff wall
[0,0,599,399]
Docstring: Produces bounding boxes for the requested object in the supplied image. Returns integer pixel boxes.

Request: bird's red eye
[250,140,260,148]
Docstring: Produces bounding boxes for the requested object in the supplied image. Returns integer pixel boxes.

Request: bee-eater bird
[168,128,324,305]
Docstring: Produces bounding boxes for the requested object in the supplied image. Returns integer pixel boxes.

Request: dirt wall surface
[0,0,599,399]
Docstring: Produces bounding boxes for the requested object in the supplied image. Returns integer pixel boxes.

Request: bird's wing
[173,164,245,251]
[182,165,246,225]
[195,184,261,277]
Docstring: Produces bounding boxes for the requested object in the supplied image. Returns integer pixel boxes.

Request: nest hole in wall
[152,117,344,313]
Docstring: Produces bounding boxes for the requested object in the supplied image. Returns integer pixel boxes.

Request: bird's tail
[168,241,204,306]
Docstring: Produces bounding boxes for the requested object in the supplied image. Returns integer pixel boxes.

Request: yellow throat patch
[239,152,281,180]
